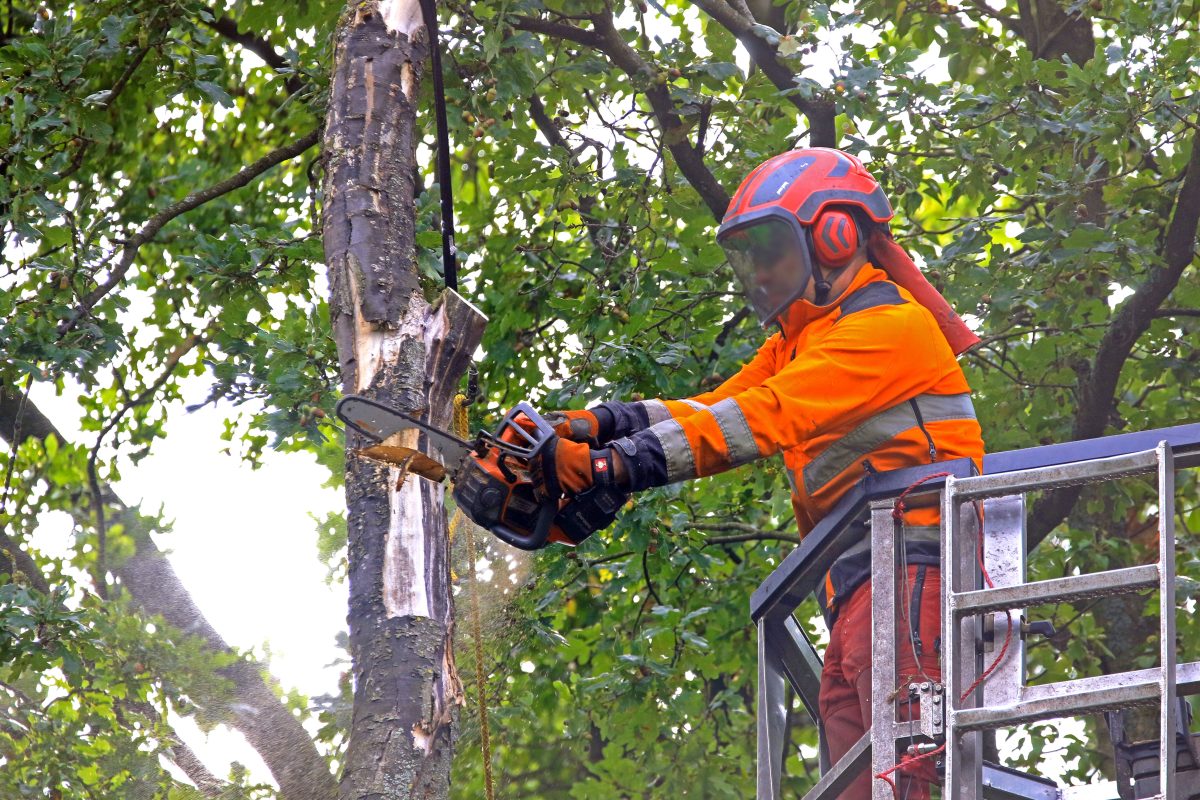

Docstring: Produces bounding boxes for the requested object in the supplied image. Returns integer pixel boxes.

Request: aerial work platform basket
[752,423,1200,800]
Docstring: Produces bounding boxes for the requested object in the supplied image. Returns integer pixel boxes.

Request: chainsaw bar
[335,395,475,473]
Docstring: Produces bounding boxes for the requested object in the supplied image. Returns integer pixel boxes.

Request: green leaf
[195,80,233,107]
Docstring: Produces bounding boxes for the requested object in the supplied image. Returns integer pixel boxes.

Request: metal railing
[752,423,1200,800]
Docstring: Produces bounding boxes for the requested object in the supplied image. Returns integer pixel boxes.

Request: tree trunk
[322,2,486,798]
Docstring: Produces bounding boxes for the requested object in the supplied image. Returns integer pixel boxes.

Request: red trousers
[818,565,942,800]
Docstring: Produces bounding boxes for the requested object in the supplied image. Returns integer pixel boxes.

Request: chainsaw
[334,395,628,550]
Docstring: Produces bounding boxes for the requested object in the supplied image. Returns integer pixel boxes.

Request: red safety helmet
[717,148,894,325]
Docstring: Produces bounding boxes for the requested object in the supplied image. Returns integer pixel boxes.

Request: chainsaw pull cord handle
[417,0,458,293]
[495,452,518,484]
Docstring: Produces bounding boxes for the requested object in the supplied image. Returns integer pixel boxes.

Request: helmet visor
[720,219,813,325]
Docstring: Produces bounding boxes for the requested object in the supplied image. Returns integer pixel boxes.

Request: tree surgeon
[525,148,985,799]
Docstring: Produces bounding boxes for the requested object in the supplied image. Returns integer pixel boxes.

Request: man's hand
[494,407,597,450]
[541,409,603,444]
[500,408,604,449]
[538,436,627,499]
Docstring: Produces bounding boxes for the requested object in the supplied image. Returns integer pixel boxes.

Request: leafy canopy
[1,0,1197,797]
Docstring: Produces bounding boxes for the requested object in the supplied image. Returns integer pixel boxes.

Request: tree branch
[0,384,338,800]
[117,698,230,798]
[1029,131,1200,548]
[642,549,663,606]
[0,529,50,594]
[706,306,752,365]
[88,332,205,597]
[685,520,803,546]
[962,0,1025,38]
[687,0,837,146]
[165,735,228,799]
[511,12,730,218]
[507,14,603,48]
[703,531,804,546]
[528,93,602,230]
[596,13,730,218]
[57,128,320,337]
[200,8,304,95]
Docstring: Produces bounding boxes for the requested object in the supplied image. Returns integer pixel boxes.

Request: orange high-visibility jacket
[598,265,984,614]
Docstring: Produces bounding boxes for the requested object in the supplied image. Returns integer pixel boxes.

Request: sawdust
[450,513,534,644]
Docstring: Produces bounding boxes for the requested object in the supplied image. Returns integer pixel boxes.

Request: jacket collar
[774,263,888,340]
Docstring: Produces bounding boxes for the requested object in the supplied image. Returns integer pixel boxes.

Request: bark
[322,2,487,798]
[0,385,338,800]
[56,129,319,337]
[1015,0,1094,63]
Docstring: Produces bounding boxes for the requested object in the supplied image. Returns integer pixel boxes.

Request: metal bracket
[914,681,945,740]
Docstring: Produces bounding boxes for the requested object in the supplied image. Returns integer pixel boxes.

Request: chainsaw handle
[488,501,556,551]
[484,401,556,459]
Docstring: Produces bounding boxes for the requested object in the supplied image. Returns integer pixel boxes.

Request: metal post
[870,501,900,800]
[1158,441,1177,800]
[770,615,830,771]
[942,478,962,799]
[757,617,787,800]
[943,478,983,800]
[981,495,1025,709]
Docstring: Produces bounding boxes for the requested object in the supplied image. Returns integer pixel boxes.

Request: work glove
[551,467,631,546]
[536,436,626,500]
[542,409,604,444]
[504,407,614,448]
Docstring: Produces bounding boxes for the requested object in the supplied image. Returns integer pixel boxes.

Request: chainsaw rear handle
[493,512,556,551]
[458,474,628,551]
[553,482,629,546]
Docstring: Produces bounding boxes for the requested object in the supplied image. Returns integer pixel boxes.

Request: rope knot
[891,471,951,522]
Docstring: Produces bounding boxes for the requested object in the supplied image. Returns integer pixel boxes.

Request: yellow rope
[453,394,495,799]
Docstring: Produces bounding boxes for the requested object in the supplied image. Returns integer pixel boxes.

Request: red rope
[875,744,947,799]
[891,471,951,520]
[875,472,951,794]
[957,501,1013,702]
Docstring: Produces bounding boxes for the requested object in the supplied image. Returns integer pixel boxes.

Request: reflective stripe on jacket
[600,265,985,611]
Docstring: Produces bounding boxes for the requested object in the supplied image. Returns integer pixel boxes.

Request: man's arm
[591,333,782,441]
[609,304,959,490]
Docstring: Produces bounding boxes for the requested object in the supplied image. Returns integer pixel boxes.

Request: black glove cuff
[590,405,616,443]
[609,434,669,492]
[593,400,648,440]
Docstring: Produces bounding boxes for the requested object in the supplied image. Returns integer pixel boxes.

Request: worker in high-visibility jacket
[527,148,984,800]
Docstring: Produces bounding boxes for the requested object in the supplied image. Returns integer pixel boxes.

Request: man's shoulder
[836,279,908,319]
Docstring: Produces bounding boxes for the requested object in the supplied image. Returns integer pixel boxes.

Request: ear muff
[810,208,860,268]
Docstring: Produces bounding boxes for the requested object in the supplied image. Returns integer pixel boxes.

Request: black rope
[418,0,458,292]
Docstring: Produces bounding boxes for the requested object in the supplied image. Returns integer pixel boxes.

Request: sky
[27,378,346,782]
